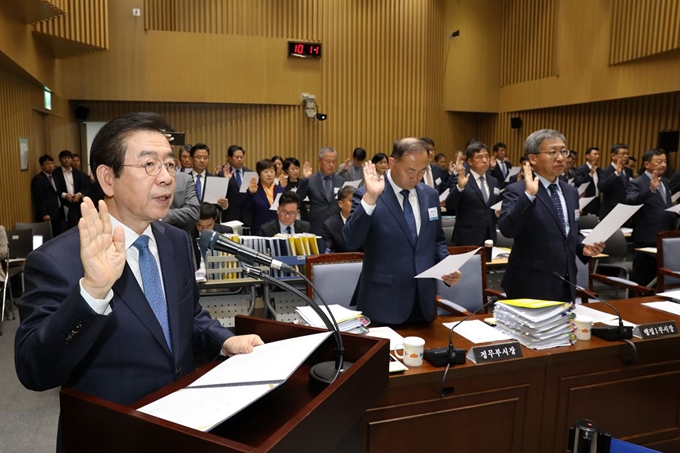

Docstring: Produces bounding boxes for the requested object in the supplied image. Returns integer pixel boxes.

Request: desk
[346,297,680,453]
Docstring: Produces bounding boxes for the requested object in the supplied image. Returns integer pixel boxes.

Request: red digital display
[288,41,322,58]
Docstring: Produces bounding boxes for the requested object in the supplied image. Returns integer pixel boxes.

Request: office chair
[15,220,53,242]
[595,228,633,281]
[305,252,363,308]
[579,214,599,230]
[656,231,680,292]
[1,229,33,335]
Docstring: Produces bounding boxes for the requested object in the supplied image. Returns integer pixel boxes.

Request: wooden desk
[350,297,680,453]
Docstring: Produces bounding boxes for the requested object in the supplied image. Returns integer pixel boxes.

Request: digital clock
[288,41,322,58]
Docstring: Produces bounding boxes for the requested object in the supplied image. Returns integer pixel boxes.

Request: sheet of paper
[342,180,361,188]
[203,176,230,204]
[138,331,332,431]
[642,301,680,317]
[239,171,259,193]
[582,203,643,245]
[656,289,680,301]
[269,192,282,210]
[439,188,450,202]
[504,166,520,182]
[665,204,680,214]
[579,196,596,211]
[573,304,619,324]
[415,247,480,280]
[490,200,502,210]
[620,227,632,236]
[367,326,405,350]
[577,182,591,195]
[443,319,513,344]
[491,247,511,259]
[672,191,680,203]
[635,247,657,254]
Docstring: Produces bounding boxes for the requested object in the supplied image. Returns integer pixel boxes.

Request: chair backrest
[15,221,53,241]
[495,228,514,248]
[443,226,454,246]
[437,246,487,313]
[306,253,363,308]
[601,228,628,262]
[441,216,456,229]
[579,214,599,230]
[6,229,33,259]
[657,231,680,291]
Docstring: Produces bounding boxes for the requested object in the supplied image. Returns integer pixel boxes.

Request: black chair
[1,229,33,334]
[579,214,599,230]
[596,228,633,281]
[15,220,53,241]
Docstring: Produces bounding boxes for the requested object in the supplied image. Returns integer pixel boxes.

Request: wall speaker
[658,130,679,152]
[510,117,523,129]
[75,106,89,121]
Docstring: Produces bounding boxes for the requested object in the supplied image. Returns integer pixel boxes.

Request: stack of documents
[296,304,370,334]
[494,299,575,349]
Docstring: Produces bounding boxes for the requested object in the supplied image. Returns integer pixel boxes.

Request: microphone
[551,272,633,341]
[424,297,498,367]
[199,229,295,272]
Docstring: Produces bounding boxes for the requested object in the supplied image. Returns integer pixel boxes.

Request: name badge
[334,187,339,194]
[574,209,580,221]
[435,177,442,186]
[428,207,439,221]
[494,187,500,196]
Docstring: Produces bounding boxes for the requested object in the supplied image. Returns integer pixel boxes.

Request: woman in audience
[281,157,301,191]
[271,155,284,185]
[371,152,389,176]
[239,159,285,235]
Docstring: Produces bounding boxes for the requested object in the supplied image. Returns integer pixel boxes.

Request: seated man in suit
[14,112,262,452]
[259,191,311,236]
[574,146,603,216]
[445,141,500,261]
[626,149,678,286]
[343,137,461,326]
[598,143,633,221]
[322,185,355,253]
[192,202,234,267]
[499,129,605,302]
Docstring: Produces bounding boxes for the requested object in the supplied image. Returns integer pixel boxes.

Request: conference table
[333,296,680,453]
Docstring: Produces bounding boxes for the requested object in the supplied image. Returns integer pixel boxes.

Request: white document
[491,247,511,259]
[504,167,520,182]
[239,171,259,193]
[439,188,450,202]
[672,191,680,203]
[367,326,405,350]
[577,182,591,195]
[573,304,619,324]
[296,304,362,328]
[656,289,680,301]
[415,247,480,280]
[138,331,332,432]
[342,180,361,188]
[490,200,502,210]
[582,203,643,245]
[642,301,680,317]
[579,196,596,211]
[269,192,282,210]
[665,204,680,214]
[443,319,513,344]
[202,176,230,204]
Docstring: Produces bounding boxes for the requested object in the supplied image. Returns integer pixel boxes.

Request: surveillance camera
[315,113,327,121]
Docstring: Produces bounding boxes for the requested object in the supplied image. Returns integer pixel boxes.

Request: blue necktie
[400,189,417,244]
[133,235,172,353]
[324,175,333,200]
[235,169,242,188]
[549,184,567,236]
[195,174,202,202]
[479,176,489,203]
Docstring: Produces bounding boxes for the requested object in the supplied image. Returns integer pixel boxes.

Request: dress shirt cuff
[524,192,536,202]
[360,198,376,215]
[79,279,113,315]
[456,185,465,192]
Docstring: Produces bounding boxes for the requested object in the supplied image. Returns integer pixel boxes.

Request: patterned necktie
[549,184,567,236]
[235,169,242,188]
[479,176,489,203]
[195,174,202,202]
[132,235,172,353]
[400,189,417,244]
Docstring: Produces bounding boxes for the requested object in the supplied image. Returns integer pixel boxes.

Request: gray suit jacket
[163,171,199,230]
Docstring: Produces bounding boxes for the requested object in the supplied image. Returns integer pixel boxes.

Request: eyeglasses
[279,209,298,217]
[538,149,569,159]
[123,158,177,177]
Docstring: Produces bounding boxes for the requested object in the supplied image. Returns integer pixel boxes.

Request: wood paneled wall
[610,0,680,65]
[477,92,680,170]
[34,0,108,50]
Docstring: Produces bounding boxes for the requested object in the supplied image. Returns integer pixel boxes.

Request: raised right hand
[523,161,539,196]
[302,161,313,179]
[362,161,384,205]
[248,176,258,194]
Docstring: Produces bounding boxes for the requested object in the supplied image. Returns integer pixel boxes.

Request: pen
[187,379,285,389]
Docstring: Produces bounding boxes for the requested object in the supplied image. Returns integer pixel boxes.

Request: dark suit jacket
[191,223,233,268]
[259,219,311,237]
[30,172,63,235]
[14,222,231,407]
[239,184,285,235]
[499,179,588,302]
[321,214,351,253]
[219,166,252,223]
[598,164,633,220]
[445,172,499,247]
[490,160,512,188]
[343,180,448,325]
[420,164,447,194]
[574,163,603,216]
[626,173,677,246]
[53,166,89,228]
[297,172,346,235]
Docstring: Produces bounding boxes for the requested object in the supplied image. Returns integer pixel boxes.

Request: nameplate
[467,341,523,364]
[633,321,678,339]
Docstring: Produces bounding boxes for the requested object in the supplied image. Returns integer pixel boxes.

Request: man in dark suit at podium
[14,112,262,452]
[344,138,461,326]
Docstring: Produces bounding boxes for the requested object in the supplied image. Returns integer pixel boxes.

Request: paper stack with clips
[493,299,575,350]
[296,304,371,334]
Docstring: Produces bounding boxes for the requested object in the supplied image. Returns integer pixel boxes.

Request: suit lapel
[560,180,578,232]
[382,183,416,249]
[416,185,431,248]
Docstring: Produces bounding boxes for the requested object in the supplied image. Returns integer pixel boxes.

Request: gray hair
[317,147,337,159]
[391,138,428,160]
[524,129,567,155]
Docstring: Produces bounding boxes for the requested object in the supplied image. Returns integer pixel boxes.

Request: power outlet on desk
[424,347,467,367]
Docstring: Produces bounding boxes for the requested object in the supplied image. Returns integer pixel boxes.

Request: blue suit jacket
[499,180,587,302]
[14,222,231,406]
[343,181,448,325]
[239,183,285,236]
[445,173,499,247]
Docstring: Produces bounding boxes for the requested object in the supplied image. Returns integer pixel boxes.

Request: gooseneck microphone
[551,272,633,341]
[199,230,296,272]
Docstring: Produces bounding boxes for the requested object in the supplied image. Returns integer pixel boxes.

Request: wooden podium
[60,316,389,453]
